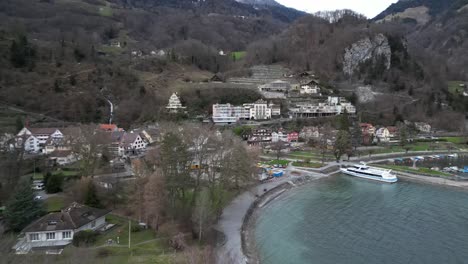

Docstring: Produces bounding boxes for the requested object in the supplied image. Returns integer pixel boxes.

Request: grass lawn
[442,137,466,144]
[99,5,113,17]
[262,159,289,166]
[46,196,66,212]
[289,150,333,159]
[93,215,157,247]
[231,51,246,60]
[375,164,452,177]
[448,81,466,95]
[292,162,324,168]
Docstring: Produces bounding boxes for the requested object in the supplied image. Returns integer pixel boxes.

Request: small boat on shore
[341,163,398,183]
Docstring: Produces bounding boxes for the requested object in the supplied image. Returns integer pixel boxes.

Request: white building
[122,132,147,154]
[300,126,321,140]
[212,104,249,123]
[16,127,65,153]
[376,127,391,142]
[289,97,356,118]
[14,203,110,254]
[166,93,186,113]
[259,80,292,93]
[272,132,288,142]
[49,150,77,166]
[212,100,281,123]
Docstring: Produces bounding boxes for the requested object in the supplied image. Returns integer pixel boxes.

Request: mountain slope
[117,0,305,22]
[374,0,468,78]
[236,0,280,6]
[374,0,460,21]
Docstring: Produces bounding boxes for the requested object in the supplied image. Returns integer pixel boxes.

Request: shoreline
[241,175,331,264]
[216,151,468,264]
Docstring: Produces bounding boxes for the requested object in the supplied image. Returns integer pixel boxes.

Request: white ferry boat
[340,163,398,183]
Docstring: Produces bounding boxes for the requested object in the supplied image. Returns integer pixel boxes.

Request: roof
[360,123,374,128]
[122,132,140,147]
[387,126,399,133]
[49,150,73,158]
[28,127,60,135]
[23,203,110,233]
[99,124,118,132]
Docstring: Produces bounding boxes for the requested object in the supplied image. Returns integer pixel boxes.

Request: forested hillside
[0,0,304,128]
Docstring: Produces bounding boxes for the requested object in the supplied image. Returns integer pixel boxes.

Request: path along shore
[215,151,468,264]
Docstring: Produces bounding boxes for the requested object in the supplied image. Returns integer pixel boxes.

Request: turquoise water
[254,175,468,264]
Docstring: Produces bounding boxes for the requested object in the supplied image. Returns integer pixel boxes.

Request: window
[46,232,55,240]
[62,231,72,239]
[29,233,39,241]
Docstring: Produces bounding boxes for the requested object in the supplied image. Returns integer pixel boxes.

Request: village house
[375,127,391,142]
[97,130,148,157]
[272,131,288,142]
[48,150,77,166]
[121,132,147,155]
[14,203,110,254]
[259,80,292,93]
[17,127,63,147]
[360,123,375,145]
[414,122,432,134]
[16,127,77,154]
[300,84,321,95]
[299,80,321,95]
[360,123,376,136]
[289,97,356,118]
[247,129,272,145]
[287,132,299,142]
[109,40,121,48]
[98,124,120,132]
[166,93,186,114]
[258,80,294,99]
[212,100,280,124]
[299,126,320,140]
[139,127,162,144]
[387,126,399,140]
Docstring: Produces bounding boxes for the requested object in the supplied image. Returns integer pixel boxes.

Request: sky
[275,0,399,19]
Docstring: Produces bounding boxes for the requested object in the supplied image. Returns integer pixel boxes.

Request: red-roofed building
[287,132,299,142]
[360,123,375,136]
[387,126,399,139]
[98,124,118,132]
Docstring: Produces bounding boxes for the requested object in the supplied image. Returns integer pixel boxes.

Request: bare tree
[71,125,102,177]
[318,124,334,164]
[192,187,213,242]
[143,170,165,231]
[270,141,287,161]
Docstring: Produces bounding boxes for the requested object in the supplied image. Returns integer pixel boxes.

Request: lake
[254,175,468,264]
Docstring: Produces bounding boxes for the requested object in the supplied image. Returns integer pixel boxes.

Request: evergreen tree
[84,181,102,208]
[338,110,350,131]
[45,173,64,194]
[10,35,36,68]
[15,116,23,133]
[4,179,44,231]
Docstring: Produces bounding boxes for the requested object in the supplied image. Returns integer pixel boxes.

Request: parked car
[32,183,45,190]
[33,195,42,201]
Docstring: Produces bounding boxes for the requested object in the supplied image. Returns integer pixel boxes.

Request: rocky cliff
[343,34,392,76]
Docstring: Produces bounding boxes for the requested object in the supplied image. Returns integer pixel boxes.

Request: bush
[72,230,99,247]
[131,225,142,233]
